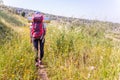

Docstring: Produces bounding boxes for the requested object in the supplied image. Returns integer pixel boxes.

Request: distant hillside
[0,4,120,32]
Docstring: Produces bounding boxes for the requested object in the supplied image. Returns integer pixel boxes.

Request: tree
[21,11,26,17]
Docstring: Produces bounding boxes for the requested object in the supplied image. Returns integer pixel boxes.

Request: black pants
[33,38,45,61]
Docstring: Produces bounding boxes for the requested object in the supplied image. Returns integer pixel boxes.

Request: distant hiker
[30,12,46,66]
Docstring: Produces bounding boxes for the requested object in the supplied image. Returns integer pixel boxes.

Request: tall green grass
[0,11,27,27]
[44,24,119,80]
[0,21,14,46]
[0,11,120,80]
[0,11,36,79]
[0,28,36,79]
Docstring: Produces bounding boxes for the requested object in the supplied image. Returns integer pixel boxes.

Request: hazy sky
[3,0,120,23]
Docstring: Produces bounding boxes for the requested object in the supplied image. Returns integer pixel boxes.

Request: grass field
[0,10,120,80]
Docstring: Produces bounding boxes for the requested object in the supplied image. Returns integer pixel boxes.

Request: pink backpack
[31,14,44,38]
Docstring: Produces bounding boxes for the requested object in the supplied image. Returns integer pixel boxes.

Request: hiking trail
[36,64,49,80]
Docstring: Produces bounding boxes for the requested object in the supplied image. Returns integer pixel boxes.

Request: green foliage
[21,12,26,17]
[0,21,15,47]
[0,11,27,26]
[0,11,120,80]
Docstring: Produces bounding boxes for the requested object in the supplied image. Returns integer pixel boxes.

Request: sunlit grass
[44,24,119,80]
[0,11,120,80]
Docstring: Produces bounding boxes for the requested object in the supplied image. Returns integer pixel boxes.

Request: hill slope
[0,11,35,79]
[0,11,26,46]
[0,10,120,80]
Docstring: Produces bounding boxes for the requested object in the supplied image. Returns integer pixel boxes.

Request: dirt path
[36,64,49,80]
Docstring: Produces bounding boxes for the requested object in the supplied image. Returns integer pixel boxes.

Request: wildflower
[87,73,91,78]
[12,74,15,78]
[89,66,95,71]
[21,58,24,61]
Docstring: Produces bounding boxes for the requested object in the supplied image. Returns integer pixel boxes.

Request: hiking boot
[35,62,40,67]
[35,60,41,67]
[40,60,43,65]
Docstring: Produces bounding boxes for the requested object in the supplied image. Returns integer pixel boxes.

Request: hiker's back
[31,14,44,38]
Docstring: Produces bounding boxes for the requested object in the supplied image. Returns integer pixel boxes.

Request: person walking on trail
[30,12,46,67]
